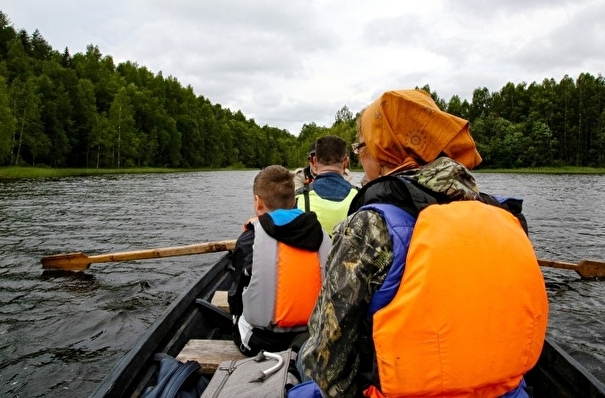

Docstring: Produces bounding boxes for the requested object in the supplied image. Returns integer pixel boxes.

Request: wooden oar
[41,241,603,278]
[41,240,237,271]
[538,258,605,279]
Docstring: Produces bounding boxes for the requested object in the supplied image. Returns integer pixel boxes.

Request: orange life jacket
[363,201,548,397]
[242,217,331,331]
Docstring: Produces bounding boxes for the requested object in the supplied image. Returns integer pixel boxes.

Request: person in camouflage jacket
[296,89,547,398]
[298,158,486,397]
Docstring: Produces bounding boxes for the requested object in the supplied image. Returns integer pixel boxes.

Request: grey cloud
[503,1,605,74]
[3,0,602,135]
[444,0,576,16]
[359,13,478,71]
[121,1,341,105]
[144,0,339,52]
[361,15,424,47]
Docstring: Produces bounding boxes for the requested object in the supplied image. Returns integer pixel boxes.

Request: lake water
[1,171,604,397]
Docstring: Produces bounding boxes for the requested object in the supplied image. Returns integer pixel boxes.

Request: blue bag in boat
[142,353,209,398]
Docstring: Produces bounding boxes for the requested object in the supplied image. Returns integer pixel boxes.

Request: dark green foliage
[0,10,603,169]
[446,95,469,119]
[0,75,13,163]
[0,11,301,169]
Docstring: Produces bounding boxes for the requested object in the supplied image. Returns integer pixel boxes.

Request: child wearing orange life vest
[227,165,331,357]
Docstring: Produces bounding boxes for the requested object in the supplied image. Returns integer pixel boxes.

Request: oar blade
[577,260,605,279]
[41,252,91,271]
[538,258,605,280]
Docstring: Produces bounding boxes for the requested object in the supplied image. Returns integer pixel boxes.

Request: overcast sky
[2,0,604,135]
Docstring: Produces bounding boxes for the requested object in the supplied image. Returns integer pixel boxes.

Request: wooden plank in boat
[176,339,245,374]
[211,291,230,313]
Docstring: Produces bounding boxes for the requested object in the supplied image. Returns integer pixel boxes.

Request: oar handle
[41,240,237,271]
[538,259,577,271]
[87,241,237,263]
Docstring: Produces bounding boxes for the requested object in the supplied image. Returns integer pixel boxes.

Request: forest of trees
[1,10,604,170]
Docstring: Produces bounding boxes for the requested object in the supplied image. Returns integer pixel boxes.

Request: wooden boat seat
[176,339,246,374]
[210,291,230,313]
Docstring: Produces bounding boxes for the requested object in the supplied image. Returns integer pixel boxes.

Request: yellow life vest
[296,188,357,235]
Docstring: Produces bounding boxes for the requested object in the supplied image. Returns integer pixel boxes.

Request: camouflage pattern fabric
[400,156,480,201]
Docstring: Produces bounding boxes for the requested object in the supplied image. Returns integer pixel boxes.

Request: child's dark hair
[253,165,295,210]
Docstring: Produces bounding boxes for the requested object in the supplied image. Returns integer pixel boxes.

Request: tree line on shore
[1,11,604,170]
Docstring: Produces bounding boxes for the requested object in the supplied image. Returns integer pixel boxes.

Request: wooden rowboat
[90,251,605,398]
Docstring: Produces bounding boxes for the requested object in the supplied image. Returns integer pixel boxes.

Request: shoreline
[2,165,605,180]
[0,166,254,180]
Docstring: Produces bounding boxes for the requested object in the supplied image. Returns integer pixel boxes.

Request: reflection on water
[1,171,604,396]
[474,173,605,263]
